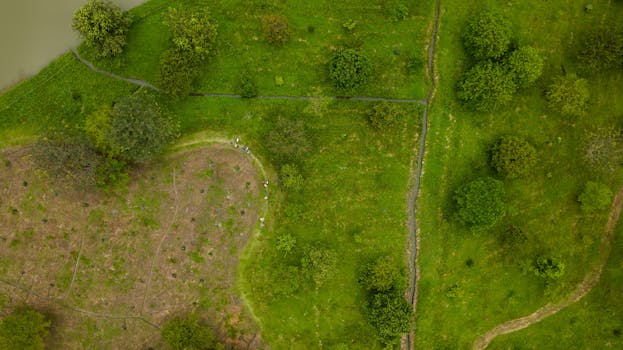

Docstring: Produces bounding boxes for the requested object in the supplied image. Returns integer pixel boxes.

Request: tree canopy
[161,316,216,350]
[457,61,517,112]
[454,177,506,225]
[365,290,413,345]
[329,49,372,91]
[462,10,513,60]
[546,74,590,117]
[578,26,623,72]
[0,307,50,350]
[579,181,613,213]
[490,136,537,179]
[72,0,132,58]
[505,46,544,87]
[358,256,403,293]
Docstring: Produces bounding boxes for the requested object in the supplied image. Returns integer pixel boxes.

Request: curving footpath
[404,1,441,349]
[473,185,623,350]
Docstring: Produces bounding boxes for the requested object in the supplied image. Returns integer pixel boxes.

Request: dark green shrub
[454,177,505,226]
[238,73,259,98]
[161,316,215,350]
[490,136,537,179]
[159,48,199,98]
[578,26,623,72]
[264,117,311,164]
[0,307,50,350]
[579,181,613,213]
[457,61,517,112]
[365,290,413,345]
[329,49,372,91]
[72,0,132,58]
[261,14,291,46]
[275,233,297,256]
[95,156,128,189]
[500,225,528,249]
[368,101,403,129]
[107,92,179,163]
[358,256,403,293]
[301,244,337,287]
[280,164,303,190]
[505,46,544,87]
[463,10,513,60]
[546,74,590,117]
[533,256,565,280]
[166,7,217,63]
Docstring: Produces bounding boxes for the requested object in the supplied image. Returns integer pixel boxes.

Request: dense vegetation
[72,0,132,58]
[0,308,50,350]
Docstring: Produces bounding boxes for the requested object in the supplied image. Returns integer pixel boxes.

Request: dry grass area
[0,145,265,349]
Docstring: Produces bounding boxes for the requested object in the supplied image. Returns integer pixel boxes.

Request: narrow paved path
[71,49,426,105]
[405,1,441,349]
[472,185,623,350]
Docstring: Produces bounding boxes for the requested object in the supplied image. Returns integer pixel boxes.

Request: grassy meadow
[415,0,623,349]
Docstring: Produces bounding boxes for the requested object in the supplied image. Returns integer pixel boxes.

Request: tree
[368,101,403,129]
[280,164,303,190]
[264,117,311,164]
[107,92,179,163]
[462,10,513,60]
[578,26,623,72]
[159,48,199,98]
[584,128,623,172]
[533,256,565,280]
[457,61,517,112]
[546,74,590,117]
[454,177,505,226]
[490,136,537,179]
[72,0,132,58]
[275,233,297,256]
[358,256,403,293]
[301,244,337,287]
[579,181,613,213]
[238,73,259,98]
[505,46,544,87]
[365,290,413,345]
[0,307,50,350]
[165,7,217,63]
[261,14,291,46]
[329,49,372,91]
[161,316,216,350]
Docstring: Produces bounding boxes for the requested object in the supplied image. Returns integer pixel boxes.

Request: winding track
[472,185,623,350]
[405,0,441,349]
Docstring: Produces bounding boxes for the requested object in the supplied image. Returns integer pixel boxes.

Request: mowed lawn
[415,0,623,349]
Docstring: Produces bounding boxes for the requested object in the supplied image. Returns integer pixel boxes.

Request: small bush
[533,256,565,280]
[365,290,413,345]
[457,61,517,112]
[329,49,372,91]
[579,181,613,213]
[280,164,303,190]
[161,316,215,350]
[463,10,513,60]
[261,14,291,46]
[505,46,544,87]
[454,177,506,226]
[546,74,590,117]
[0,307,50,350]
[275,233,297,256]
[238,73,259,98]
[358,256,403,293]
[301,244,337,287]
[368,101,403,129]
[500,225,528,249]
[490,136,537,179]
[72,0,132,58]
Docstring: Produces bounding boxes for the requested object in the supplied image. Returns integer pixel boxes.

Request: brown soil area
[472,185,623,350]
[0,144,266,349]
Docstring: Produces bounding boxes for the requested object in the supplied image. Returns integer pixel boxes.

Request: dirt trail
[472,185,623,350]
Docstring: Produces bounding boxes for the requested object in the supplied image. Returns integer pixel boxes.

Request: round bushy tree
[454,177,505,226]
[368,101,403,129]
[546,74,590,117]
[161,316,215,350]
[358,256,403,293]
[505,46,544,87]
[72,0,132,58]
[579,181,613,213]
[159,48,199,98]
[261,14,291,46]
[107,93,179,163]
[490,136,537,179]
[457,61,517,112]
[329,49,372,91]
[365,290,413,345]
[166,7,217,63]
[578,26,623,72]
[0,307,50,350]
[463,10,513,60]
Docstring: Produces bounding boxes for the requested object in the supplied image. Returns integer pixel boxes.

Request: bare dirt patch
[0,145,266,349]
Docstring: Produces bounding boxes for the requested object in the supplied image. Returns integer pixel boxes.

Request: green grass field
[415,0,623,349]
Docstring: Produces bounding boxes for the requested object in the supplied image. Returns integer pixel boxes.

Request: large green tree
[490,136,537,179]
[546,74,590,117]
[72,0,132,58]
[454,177,506,226]
[329,49,372,92]
[107,92,179,163]
[457,61,517,111]
[505,46,544,87]
[463,10,513,60]
[365,290,413,345]
[0,307,50,350]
